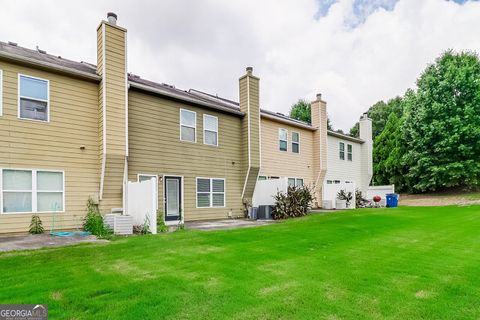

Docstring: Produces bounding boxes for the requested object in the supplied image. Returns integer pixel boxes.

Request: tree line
[290,50,480,193]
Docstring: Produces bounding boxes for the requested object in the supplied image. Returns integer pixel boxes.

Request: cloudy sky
[1,0,479,130]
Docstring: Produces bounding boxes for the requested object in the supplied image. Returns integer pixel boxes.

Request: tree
[402,50,480,192]
[289,99,333,130]
[349,97,403,139]
[289,99,311,123]
[372,113,407,190]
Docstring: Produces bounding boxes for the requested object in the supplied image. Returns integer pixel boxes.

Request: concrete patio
[186,218,276,231]
[0,234,107,252]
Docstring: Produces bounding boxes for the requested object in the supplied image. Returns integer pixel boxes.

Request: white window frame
[347,144,353,161]
[137,174,158,182]
[288,177,304,188]
[203,114,218,146]
[0,69,3,116]
[180,108,196,143]
[196,177,226,208]
[0,168,65,214]
[279,128,288,152]
[18,74,50,122]
[292,132,300,154]
[339,142,345,160]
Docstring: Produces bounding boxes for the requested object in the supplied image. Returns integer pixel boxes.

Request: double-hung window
[347,144,353,161]
[292,132,300,153]
[19,75,49,121]
[339,142,345,160]
[203,114,218,146]
[288,178,304,188]
[180,109,196,142]
[279,128,288,151]
[1,169,64,213]
[196,178,225,208]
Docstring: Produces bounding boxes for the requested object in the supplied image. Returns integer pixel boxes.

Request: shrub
[337,189,353,207]
[157,210,168,233]
[83,198,113,239]
[29,215,44,234]
[272,185,314,220]
[355,189,368,208]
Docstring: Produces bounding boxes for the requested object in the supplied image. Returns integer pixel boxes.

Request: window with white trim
[180,109,196,142]
[288,177,304,187]
[0,69,3,116]
[1,169,64,213]
[292,132,299,153]
[138,174,156,182]
[279,128,288,151]
[347,144,353,161]
[339,142,345,160]
[203,114,218,146]
[19,75,49,121]
[196,178,225,208]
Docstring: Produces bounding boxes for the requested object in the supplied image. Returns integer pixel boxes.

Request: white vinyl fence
[126,179,158,234]
[252,178,288,207]
[366,185,395,200]
[323,182,356,209]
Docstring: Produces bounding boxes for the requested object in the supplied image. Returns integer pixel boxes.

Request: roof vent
[8,41,17,46]
[36,46,46,54]
[107,12,117,25]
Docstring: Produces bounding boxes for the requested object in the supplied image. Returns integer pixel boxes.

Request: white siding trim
[99,23,107,200]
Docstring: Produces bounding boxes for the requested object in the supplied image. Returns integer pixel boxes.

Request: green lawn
[1,206,480,319]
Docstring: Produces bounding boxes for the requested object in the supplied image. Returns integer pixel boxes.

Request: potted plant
[336,190,353,209]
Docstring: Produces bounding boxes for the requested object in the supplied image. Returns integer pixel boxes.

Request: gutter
[129,81,245,116]
[260,112,317,131]
[327,130,365,144]
[0,51,100,82]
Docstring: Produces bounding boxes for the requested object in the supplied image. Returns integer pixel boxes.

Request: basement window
[180,109,196,142]
[196,178,225,208]
[347,144,353,161]
[19,74,49,122]
[1,169,64,213]
[292,132,300,153]
[203,114,218,146]
[279,128,288,151]
[339,142,345,160]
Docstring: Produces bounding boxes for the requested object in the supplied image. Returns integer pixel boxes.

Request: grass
[1,206,480,319]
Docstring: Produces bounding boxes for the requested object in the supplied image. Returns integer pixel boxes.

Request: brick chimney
[239,67,261,203]
[311,93,328,207]
[97,13,128,212]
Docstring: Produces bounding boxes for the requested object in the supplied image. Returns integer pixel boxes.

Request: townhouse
[0,13,372,233]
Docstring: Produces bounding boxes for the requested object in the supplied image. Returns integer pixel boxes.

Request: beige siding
[128,90,244,221]
[97,22,127,211]
[259,117,315,186]
[0,61,100,233]
[238,72,260,200]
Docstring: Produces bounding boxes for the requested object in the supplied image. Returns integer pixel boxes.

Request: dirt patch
[50,291,63,301]
[415,290,432,299]
[400,193,480,207]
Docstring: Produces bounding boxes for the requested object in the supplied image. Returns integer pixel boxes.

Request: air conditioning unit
[104,214,133,235]
[257,205,273,220]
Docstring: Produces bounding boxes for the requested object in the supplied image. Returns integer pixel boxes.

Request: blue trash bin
[386,193,399,208]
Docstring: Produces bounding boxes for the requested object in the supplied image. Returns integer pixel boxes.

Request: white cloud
[1,0,480,130]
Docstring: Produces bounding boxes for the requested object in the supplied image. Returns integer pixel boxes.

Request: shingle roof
[0,41,97,77]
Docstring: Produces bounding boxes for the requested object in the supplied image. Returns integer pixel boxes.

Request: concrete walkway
[0,234,107,252]
[186,219,275,231]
